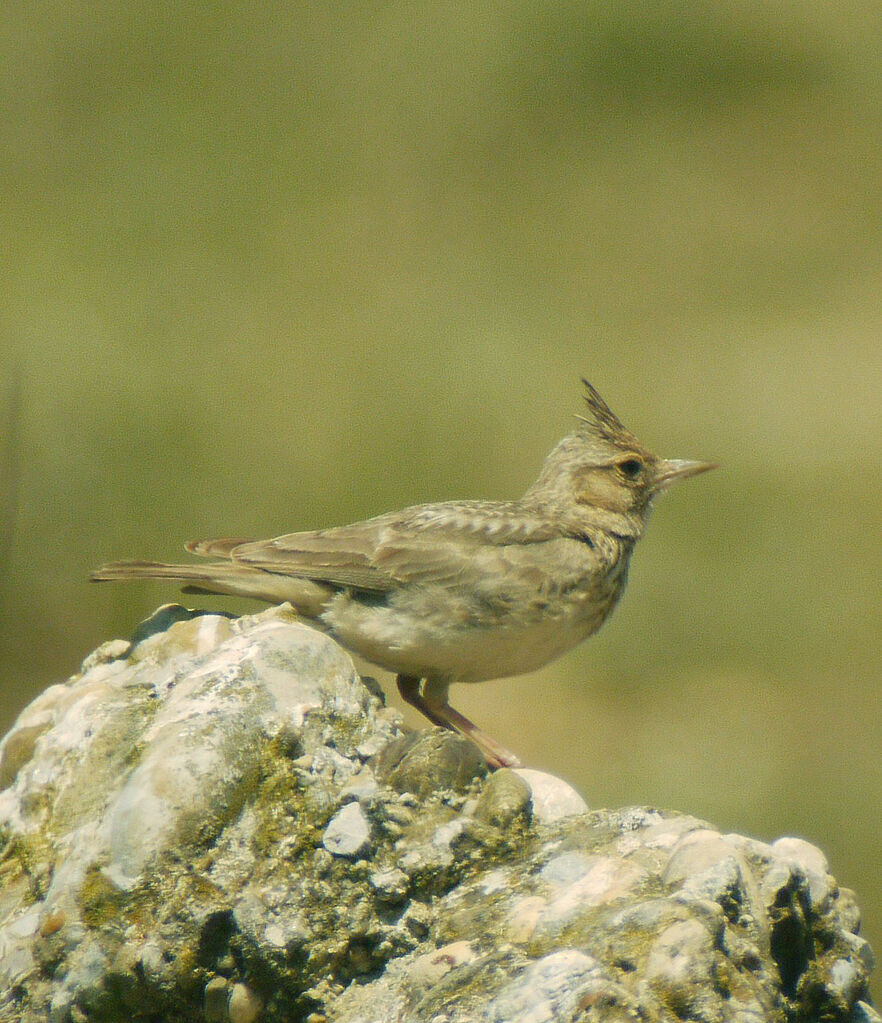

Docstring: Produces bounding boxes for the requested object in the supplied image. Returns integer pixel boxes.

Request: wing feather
[229,501,564,592]
[186,538,257,558]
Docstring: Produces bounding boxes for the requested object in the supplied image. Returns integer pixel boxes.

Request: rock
[473,767,532,828]
[371,728,488,797]
[854,1002,882,1023]
[322,801,371,858]
[486,949,602,1023]
[204,976,231,1022]
[0,605,876,1022]
[368,866,409,904]
[228,982,262,1023]
[408,939,476,991]
[513,767,590,822]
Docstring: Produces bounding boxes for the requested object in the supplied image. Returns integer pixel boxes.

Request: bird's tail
[92,560,219,582]
[90,560,330,611]
[91,560,264,596]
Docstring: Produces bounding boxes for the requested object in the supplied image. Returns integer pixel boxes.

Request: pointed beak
[651,458,718,493]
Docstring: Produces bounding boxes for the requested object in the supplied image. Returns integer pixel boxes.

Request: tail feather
[90,559,333,614]
[91,560,221,582]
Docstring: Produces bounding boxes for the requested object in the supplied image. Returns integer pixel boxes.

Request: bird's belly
[425,614,599,681]
[323,587,615,682]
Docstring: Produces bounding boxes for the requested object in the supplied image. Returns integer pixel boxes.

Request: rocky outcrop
[0,604,876,1022]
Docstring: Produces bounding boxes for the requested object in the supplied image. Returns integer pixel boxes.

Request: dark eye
[617,458,644,480]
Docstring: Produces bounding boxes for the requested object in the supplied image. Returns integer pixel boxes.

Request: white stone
[771,836,829,876]
[488,949,599,1023]
[513,768,588,823]
[322,802,371,857]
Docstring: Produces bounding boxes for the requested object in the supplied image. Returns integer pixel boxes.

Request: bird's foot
[396,674,522,770]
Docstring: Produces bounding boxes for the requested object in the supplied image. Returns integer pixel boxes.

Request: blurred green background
[1,1,880,993]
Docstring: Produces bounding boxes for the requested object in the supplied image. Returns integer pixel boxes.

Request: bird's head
[524,379,716,538]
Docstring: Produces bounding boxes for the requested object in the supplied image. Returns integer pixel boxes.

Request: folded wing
[204,501,564,593]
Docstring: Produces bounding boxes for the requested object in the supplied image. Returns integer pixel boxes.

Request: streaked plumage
[92,380,715,767]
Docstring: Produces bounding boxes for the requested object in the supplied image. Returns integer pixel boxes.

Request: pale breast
[321,535,631,682]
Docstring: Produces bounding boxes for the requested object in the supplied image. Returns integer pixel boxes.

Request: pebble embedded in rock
[409,940,476,990]
[645,917,715,987]
[769,835,832,910]
[770,836,828,877]
[488,949,600,1023]
[322,801,372,858]
[474,768,531,828]
[513,768,589,823]
[662,829,731,885]
[369,867,409,902]
[853,1001,882,1023]
[204,976,231,1023]
[128,605,236,661]
[339,767,380,801]
[229,982,263,1023]
[372,728,487,797]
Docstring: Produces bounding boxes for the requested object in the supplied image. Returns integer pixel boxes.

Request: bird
[92,380,715,768]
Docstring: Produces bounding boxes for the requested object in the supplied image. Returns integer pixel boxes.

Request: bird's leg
[396,674,449,729]
[420,677,523,770]
[396,675,523,769]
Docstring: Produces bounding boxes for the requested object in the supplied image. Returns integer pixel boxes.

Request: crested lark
[92,380,715,768]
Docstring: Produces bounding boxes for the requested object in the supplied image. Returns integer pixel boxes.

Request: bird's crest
[575,379,641,448]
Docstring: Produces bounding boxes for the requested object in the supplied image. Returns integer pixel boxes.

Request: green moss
[169,944,203,1001]
[297,707,370,762]
[250,740,321,856]
[4,830,54,902]
[79,863,127,927]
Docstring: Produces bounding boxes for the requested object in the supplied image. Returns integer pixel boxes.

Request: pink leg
[396,674,448,729]
[410,675,523,769]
